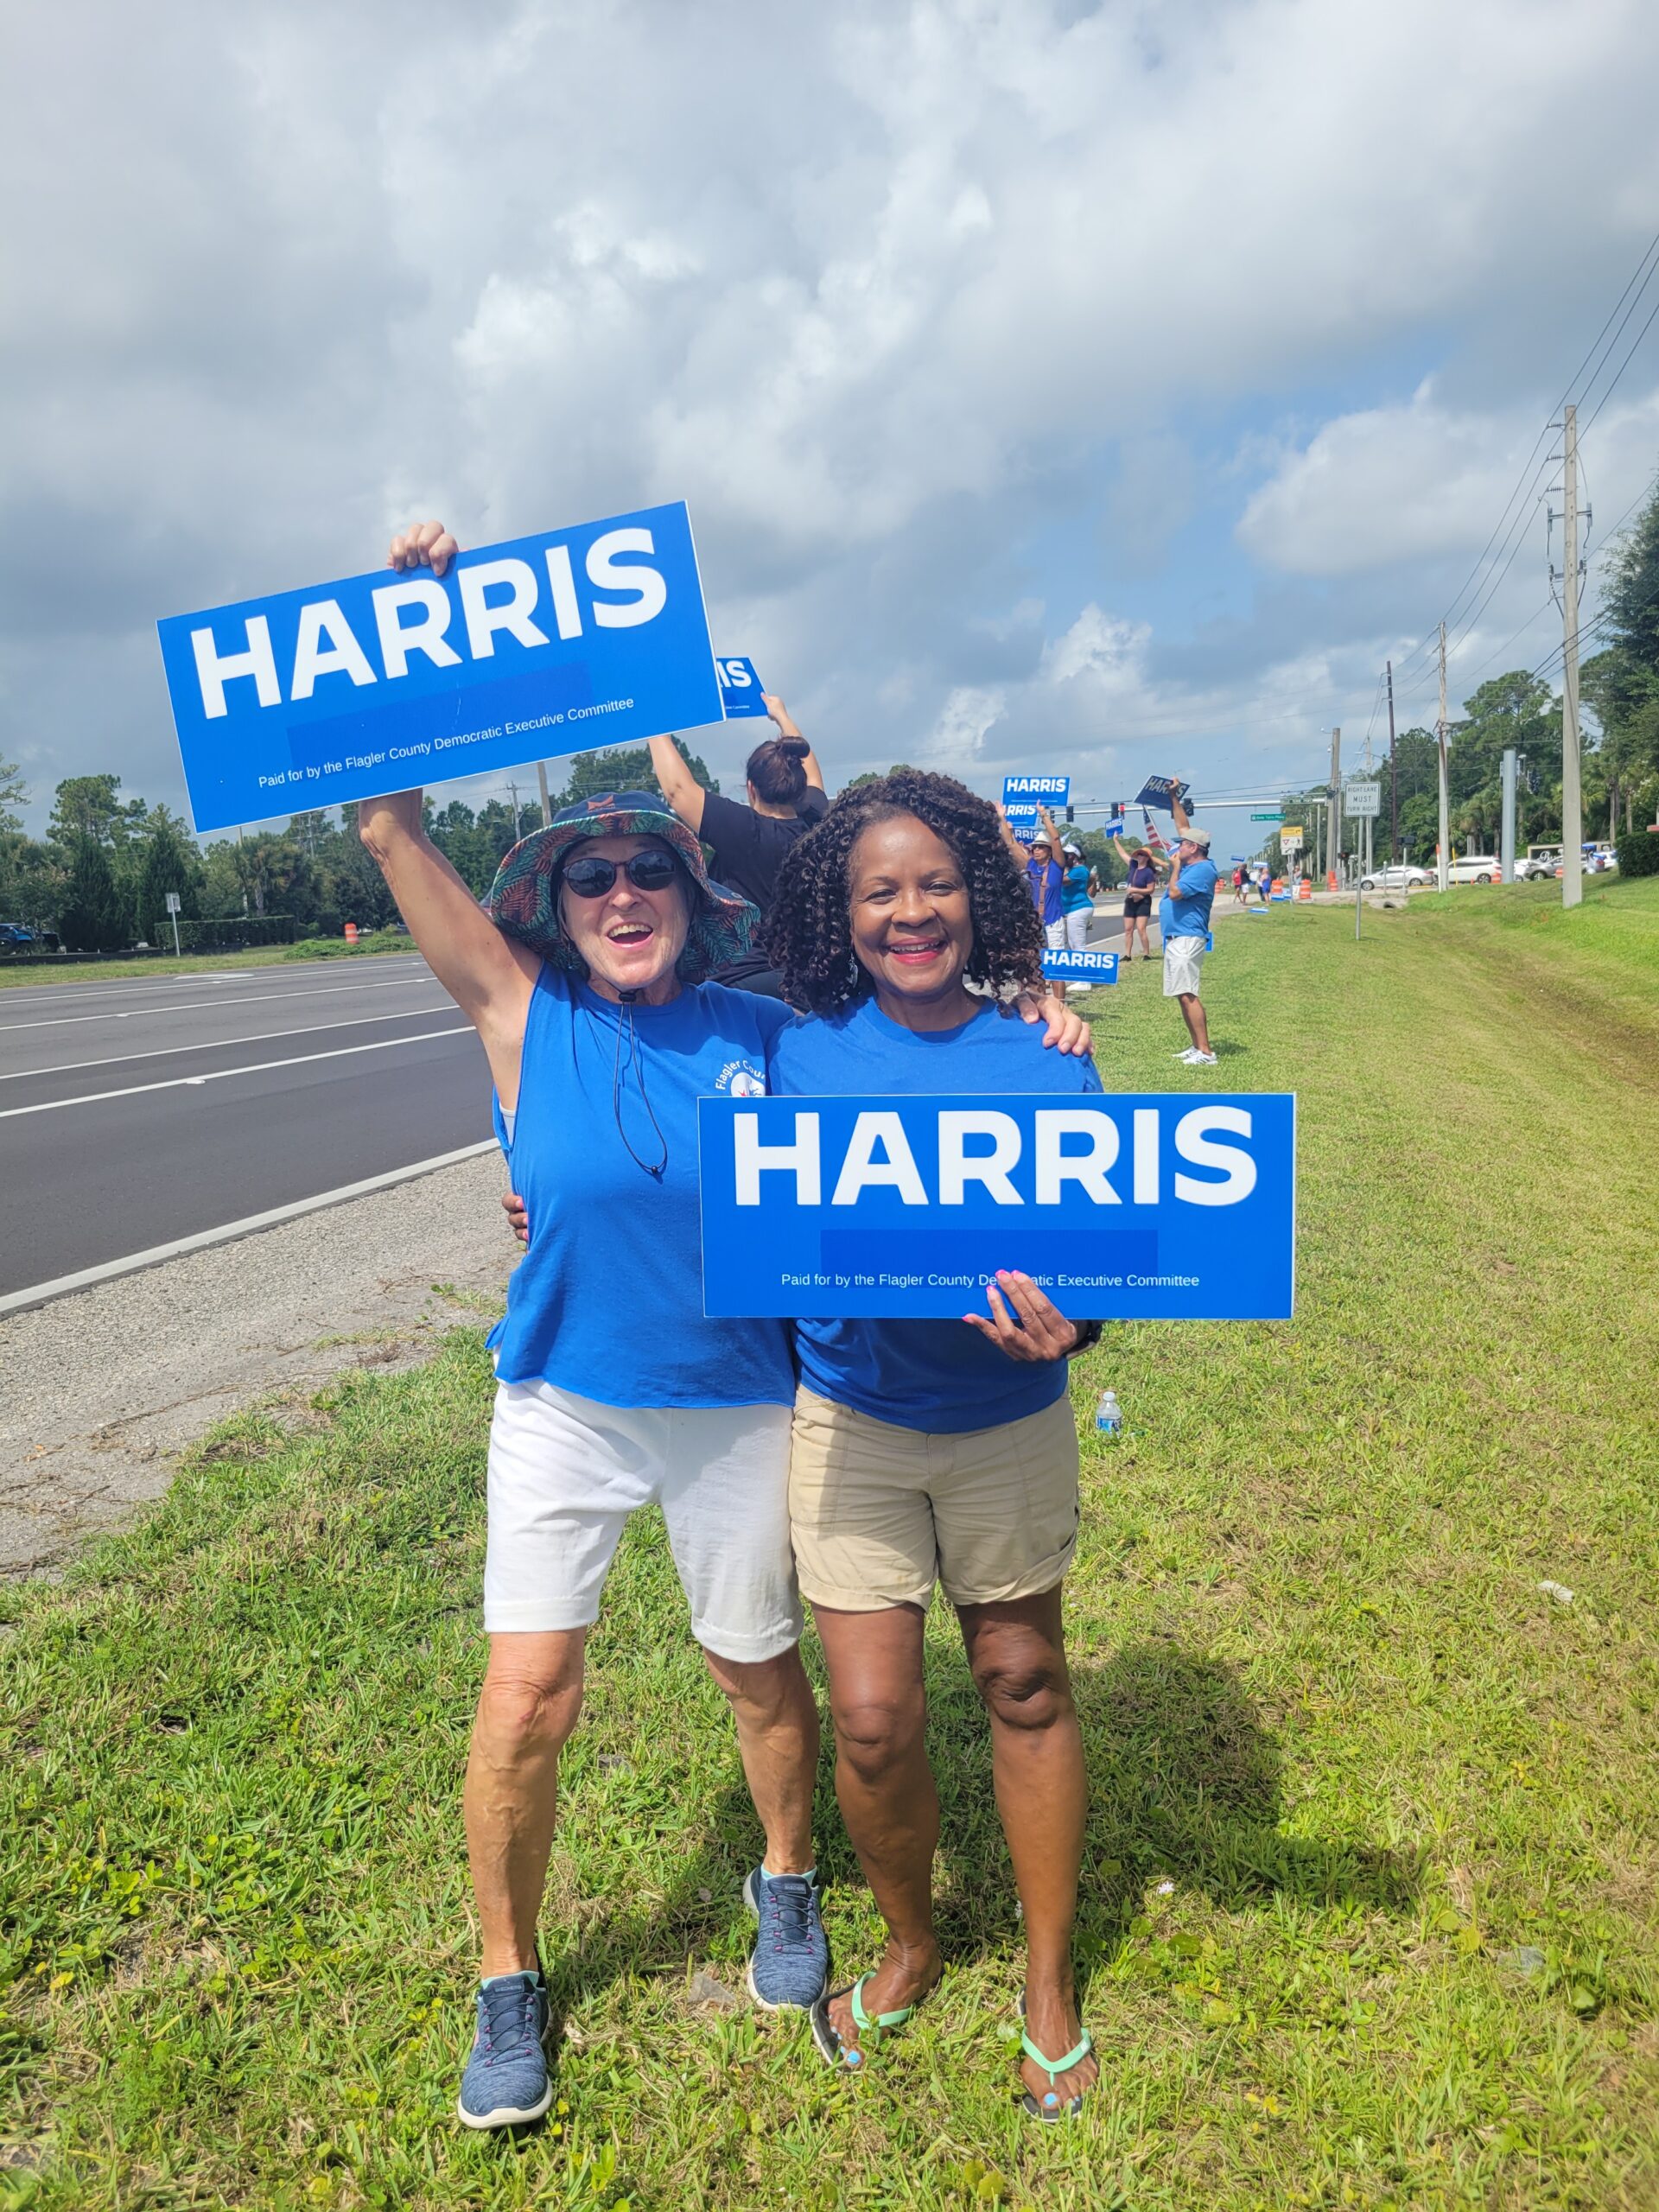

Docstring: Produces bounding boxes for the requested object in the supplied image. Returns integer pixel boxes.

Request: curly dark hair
[761,769,1046,1016]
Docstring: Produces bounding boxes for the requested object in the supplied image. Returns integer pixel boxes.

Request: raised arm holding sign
[157,502,723,832]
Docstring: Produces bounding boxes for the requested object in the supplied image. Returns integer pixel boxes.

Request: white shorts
[1064,908,1090,950]
[1163,938,1207,998]
[483,1380,800,1662]
[1045,918,1067,950]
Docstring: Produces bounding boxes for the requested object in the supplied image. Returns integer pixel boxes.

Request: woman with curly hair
[762,772,1103,2120]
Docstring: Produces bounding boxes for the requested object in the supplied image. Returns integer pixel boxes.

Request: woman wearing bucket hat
[360,530,830,2129]
[367,522,1091,2131]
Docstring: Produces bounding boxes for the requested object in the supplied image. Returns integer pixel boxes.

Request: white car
[1449,855,1501,884]
[1358,864,1429,891]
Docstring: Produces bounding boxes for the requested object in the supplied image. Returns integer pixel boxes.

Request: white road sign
[1345,780,1382,817]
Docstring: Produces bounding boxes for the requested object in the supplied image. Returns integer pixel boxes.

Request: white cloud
[3,0,1659,830]
[925,686,1007,769]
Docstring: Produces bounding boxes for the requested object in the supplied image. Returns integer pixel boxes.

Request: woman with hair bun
[649,701,828,996]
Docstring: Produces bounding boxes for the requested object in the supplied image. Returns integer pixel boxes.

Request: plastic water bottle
[1095,1389,1123,1440]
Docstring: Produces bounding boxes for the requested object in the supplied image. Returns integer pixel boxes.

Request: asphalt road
[0,906,1130,1302]
[0,954,493,1297]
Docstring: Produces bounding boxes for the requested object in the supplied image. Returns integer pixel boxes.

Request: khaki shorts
[788,1386,1080,1612]
[1163,937,1207,998]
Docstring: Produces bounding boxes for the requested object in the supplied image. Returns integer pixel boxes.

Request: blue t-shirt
[488,969,796,1409]
[1061,863,1094,915]
[1027,858,1063,925]
[768,995,1103,1433]
[1160,856,1218,939]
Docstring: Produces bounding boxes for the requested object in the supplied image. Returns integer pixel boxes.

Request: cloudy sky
[5,0,1659,841]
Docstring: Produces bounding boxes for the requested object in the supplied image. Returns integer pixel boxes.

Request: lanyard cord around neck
[608,992,668,1179]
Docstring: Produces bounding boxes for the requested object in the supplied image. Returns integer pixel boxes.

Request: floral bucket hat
[486,790,759,982]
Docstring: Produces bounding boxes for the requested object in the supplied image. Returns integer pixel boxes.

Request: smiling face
[846,811,976,1023]
[557,833,690,1001]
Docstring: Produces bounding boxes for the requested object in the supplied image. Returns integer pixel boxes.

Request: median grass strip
[0,934,415,989]
[3,884,1656,2209]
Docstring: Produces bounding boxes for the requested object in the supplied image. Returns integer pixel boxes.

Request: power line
[1458,596,1557,687]
[1568,231,1659,419]
[1444,470,1554,658]
[1599,461,1659,544]
[1391,228,1659,694]
[1581,289,1659,435]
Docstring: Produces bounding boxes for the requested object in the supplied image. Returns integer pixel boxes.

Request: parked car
[1358,865,1429,891]
[1449,855,1501,884]
[0,921,41,954]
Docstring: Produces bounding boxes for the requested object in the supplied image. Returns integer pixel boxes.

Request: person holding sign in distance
[1110,831,1166,963]
[996,800,1069,951]
[1160,785,1220,1066]
[760,772,1105,2121]
[376,523,1091,2131]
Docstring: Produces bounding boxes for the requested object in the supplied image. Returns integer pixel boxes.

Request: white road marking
[0,1002,454,1083]
[0,1027,472,1120]
[0,1140,501,1318]
[0,973,442,1034]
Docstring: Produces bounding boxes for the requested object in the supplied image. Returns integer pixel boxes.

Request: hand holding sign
[963,1269,1084,1359]
[388,521,459,578]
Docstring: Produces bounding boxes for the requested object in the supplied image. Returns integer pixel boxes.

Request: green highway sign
[1250,810,1283,822]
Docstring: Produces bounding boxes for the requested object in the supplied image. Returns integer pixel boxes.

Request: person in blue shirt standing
[1001,802,1067,950]
[761,772,1104,2122]
[1160,785,1219,1065]
[363,519,830,2131]
[1057,839,1098,994]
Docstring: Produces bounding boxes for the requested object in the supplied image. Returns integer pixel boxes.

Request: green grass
[0,934,415,989]
[3,884,1657,2209]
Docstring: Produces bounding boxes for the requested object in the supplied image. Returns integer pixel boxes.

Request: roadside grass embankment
[0,931,415,989]
[3,882,1657,2209]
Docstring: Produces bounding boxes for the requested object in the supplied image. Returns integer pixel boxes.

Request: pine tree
[58,835,122,952]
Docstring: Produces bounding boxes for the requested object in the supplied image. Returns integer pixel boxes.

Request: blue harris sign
[1135,775,1191,813]
[717,656,768,718]
[698,1091,1295,1319]
[156,502,724,832]
[1041,949,1120,984]
[1003,774,1071,844]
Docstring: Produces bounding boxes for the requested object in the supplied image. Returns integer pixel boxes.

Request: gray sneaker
[744,1866,829,2010]
[457,1971,551,2129]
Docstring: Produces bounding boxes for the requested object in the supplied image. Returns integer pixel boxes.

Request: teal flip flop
[810,1971,934,2069]
[1017,1990,1094,2121]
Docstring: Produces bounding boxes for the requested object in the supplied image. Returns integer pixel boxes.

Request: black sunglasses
[562,849,680,899]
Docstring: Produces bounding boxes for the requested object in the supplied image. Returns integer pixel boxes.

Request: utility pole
[1560,403,1585,911]
[508,779,523,840]
[536,762,552,828]
[1328,727,1342,885]
[1387,658,1398,865]
[1500,746,1518,883]
[1436,620,1451,893]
